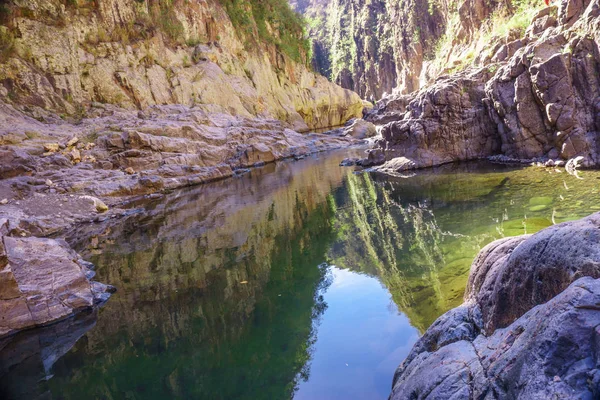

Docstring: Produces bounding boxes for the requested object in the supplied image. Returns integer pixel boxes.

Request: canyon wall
[364,0,600,171]
[0,0,364,131]
[294,0,509,98]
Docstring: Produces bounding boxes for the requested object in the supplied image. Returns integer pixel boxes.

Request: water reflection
[2,153,600,399]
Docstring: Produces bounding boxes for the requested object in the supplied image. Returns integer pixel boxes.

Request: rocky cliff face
[365,0,600,171]
[389,212,600,399]
[0,0,363,131]
[293,0,512,98]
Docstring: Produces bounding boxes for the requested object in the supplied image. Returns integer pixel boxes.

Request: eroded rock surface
[0,227,112,339]
[366,0,600,172]
[363,69,499,170]
[390,213,600,399]
[0,0,363,131]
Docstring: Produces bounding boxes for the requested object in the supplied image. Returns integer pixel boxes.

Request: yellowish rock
[70,148,81,162]
[43,143,60,152]
[67,137,79,147]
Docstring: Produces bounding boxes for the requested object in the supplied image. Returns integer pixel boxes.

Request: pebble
[0,198,7,205]
[45,179,53,186]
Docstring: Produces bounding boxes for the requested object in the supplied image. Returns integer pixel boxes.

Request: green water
[1,151,600,399]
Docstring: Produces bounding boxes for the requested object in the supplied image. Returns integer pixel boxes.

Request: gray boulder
[0,231,113,339]
[390,213,600,399]
[391,277,600,399]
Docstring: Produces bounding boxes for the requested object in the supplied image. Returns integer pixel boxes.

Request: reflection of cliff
[327,172,453,332]
[38,154,346,399]
[0,311,97,400]
[329,163,600,332]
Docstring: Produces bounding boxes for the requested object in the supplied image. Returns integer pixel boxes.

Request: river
[2,148,600,399]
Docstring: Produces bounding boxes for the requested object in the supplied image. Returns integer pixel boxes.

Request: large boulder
[390,213,600,399]
[364,68,500,171]
[466,213,600,333]
[391,277,600,399]
[0,233,113,338]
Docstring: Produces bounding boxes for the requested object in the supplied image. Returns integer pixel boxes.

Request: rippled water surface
[3,150,600,399]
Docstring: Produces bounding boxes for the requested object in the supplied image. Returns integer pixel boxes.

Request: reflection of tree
[328,164,600,332]
[327,170,526,332]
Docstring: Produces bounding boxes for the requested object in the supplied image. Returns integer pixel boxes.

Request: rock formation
[0,0,363,131]
[389,212,600,399]
[0,221,113,339]
[365,0,600,171]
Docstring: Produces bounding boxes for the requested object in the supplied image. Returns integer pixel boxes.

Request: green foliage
[0,26,14,62]
[485,0,543,40]
[217,0,310,64]
[151,0,185,44]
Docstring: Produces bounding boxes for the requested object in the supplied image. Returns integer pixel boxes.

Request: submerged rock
[390,213,600,399]
[0,231,113,339]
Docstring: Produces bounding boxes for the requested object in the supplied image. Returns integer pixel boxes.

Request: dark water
[2,150,600,399]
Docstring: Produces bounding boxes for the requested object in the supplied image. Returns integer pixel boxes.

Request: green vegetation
[425,0,544,76]
[0,26,14,62]
[217,0,311,63]
[0,0,309,65]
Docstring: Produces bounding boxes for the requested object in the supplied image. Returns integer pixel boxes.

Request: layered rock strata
[0,221,113,339]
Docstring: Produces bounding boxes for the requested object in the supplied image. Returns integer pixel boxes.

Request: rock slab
[0,232,112,339]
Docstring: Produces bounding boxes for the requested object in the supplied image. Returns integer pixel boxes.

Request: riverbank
[0,100,371,339]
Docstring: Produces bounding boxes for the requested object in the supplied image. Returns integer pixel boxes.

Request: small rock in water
[45,179,53,186]
[340,158,358,166]
[234,168,251,176]
[0,198,7,205]
[124,167,135,175]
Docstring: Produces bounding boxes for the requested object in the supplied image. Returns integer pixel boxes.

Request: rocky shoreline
[0,100,372,338]
[389,213,600,399]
